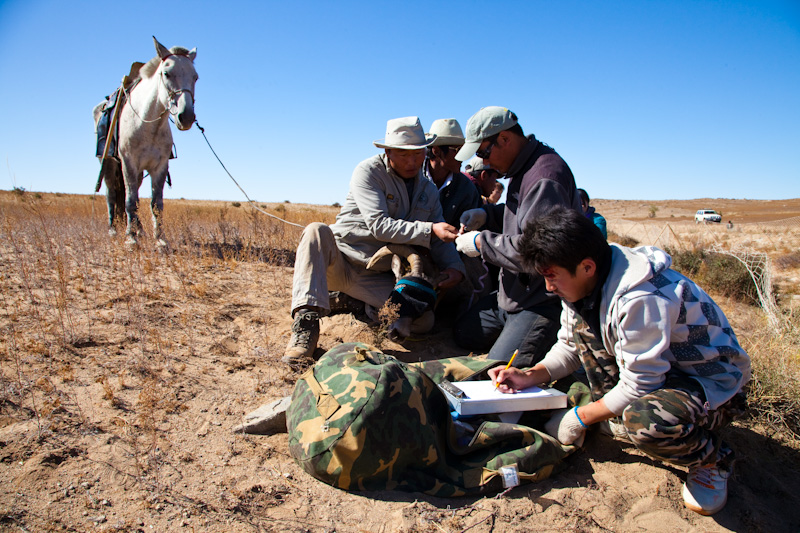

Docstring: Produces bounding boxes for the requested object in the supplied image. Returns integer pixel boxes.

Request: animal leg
[104,159,125,236]
[150,168,168,248]
[122,162,144,245]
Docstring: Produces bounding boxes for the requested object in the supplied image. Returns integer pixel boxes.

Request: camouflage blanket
[287,342,590,497]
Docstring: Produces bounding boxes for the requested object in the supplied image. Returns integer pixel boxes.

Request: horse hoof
[156,239,169,251]
[108,228,117,237]
[125,235,138,247]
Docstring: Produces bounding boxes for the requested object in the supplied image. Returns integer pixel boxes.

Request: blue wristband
[573,406,588,428]
[473,233,479,251]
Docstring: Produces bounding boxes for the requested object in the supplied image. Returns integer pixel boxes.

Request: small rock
[233,396,291,435]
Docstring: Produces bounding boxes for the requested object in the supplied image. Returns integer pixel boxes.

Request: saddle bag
[287,342,590,497]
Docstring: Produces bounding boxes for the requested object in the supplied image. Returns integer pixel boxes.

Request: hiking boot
[282,310,320,366]
[328,291,365,316]
[682,463,731,515]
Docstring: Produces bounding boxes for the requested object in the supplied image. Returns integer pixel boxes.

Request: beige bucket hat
[374,116,437,149]
[426,118,465,146]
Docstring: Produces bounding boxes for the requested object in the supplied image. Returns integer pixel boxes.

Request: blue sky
[1,0,798,204]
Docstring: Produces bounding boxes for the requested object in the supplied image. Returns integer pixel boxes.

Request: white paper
[452,381,553,401]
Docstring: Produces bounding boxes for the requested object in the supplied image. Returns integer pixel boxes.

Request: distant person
[727,220,734,229]
[578,188,607,239]
[488,181,504,204]
[490,207,750,516]
[423,119,483,227]
[452,106,582,369]
[284,117,464,366]
[464,157,500,203]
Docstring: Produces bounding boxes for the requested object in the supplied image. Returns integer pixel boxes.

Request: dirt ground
[1,196,799,532]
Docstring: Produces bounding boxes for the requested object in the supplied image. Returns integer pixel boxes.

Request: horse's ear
[152,36,171,60]
[188,48,197,61]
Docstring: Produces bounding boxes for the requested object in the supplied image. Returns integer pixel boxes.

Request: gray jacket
[480,136,581,312]
[331,154,465,274]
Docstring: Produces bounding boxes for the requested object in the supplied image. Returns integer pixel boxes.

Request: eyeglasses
[475,135,499,160]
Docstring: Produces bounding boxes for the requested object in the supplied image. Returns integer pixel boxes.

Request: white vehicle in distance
[695,209,722,224]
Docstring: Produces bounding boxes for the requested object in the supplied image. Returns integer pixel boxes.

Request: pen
[495,349,518,388]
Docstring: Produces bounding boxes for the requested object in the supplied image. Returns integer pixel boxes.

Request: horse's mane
[139,46,193,79]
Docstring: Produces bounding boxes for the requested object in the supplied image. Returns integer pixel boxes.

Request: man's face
[477,132,515,174]
[538,262,596,303]
[428,146,463,175]
[386,149,426,179]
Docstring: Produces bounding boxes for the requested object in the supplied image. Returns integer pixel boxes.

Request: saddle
[95,62,143,160]
[95,61,174,192]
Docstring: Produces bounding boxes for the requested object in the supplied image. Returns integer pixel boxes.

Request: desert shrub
[231,201,241,207]
[648,205,658,218]
[668,248,759,305]
[607,230,638,247]
[736,306,800,445]
[775,251,800,271]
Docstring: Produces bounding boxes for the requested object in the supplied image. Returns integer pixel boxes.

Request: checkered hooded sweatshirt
[540,244,751,415]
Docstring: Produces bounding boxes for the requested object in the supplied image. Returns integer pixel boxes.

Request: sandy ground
[1,196,799,532]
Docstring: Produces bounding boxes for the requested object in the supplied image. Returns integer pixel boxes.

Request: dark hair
[519,206,610,274]
[577,188,590,203]
[505,123,525,137]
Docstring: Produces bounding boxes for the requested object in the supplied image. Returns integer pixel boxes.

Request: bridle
[123,54,195,123]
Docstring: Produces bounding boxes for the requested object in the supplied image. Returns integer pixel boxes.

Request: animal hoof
[125,235,138,247]
[108,228,117,237]
[156,238,169,250]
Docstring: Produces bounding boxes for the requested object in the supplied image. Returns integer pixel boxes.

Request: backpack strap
[300,367,341,419]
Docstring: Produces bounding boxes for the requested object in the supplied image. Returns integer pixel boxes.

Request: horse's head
[154,37,197,131]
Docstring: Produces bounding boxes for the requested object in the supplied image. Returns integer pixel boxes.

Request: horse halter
[159,54,196,117]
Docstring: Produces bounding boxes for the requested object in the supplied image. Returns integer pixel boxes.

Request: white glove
[459,208,487,232]
[544,407,586,446]
[455,231,481,257]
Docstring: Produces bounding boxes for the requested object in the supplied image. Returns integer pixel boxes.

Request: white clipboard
[439,380,567,416]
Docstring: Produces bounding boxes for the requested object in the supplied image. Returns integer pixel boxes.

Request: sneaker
[599,419,630,441]
[682,463,731,515]
[281,310,320,366]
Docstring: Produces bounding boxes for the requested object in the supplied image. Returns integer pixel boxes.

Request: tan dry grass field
[1,191,799,532]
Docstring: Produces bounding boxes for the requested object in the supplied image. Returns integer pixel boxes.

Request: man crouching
[490,206,750,516]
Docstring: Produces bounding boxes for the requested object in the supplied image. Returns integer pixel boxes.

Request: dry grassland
[1,190,799,532]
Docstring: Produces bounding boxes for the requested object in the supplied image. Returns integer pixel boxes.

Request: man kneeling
[490,206,750,516]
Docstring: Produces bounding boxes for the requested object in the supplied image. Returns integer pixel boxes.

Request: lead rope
[194,120,305,228]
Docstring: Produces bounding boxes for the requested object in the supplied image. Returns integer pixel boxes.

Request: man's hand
[437,268,463,290]
[432,222,458,243]
[455,231,481,257]
[459,208,487,233]
[489,363,551,393]
[544,407,587,446]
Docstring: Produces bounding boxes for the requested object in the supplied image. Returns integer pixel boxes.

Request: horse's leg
[121,159,144,245]
[150,165,169,248]
[105,159,125,236]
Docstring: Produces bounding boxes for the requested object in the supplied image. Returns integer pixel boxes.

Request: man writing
[284,117,464,366]
[490,207,750,516]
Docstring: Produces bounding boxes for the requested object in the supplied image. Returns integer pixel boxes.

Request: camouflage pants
[573,317,746,469]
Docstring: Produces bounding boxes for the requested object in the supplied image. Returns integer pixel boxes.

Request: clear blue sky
[1,0,798,204]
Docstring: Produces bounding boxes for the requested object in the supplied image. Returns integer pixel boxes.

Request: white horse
[94,36,197,246]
